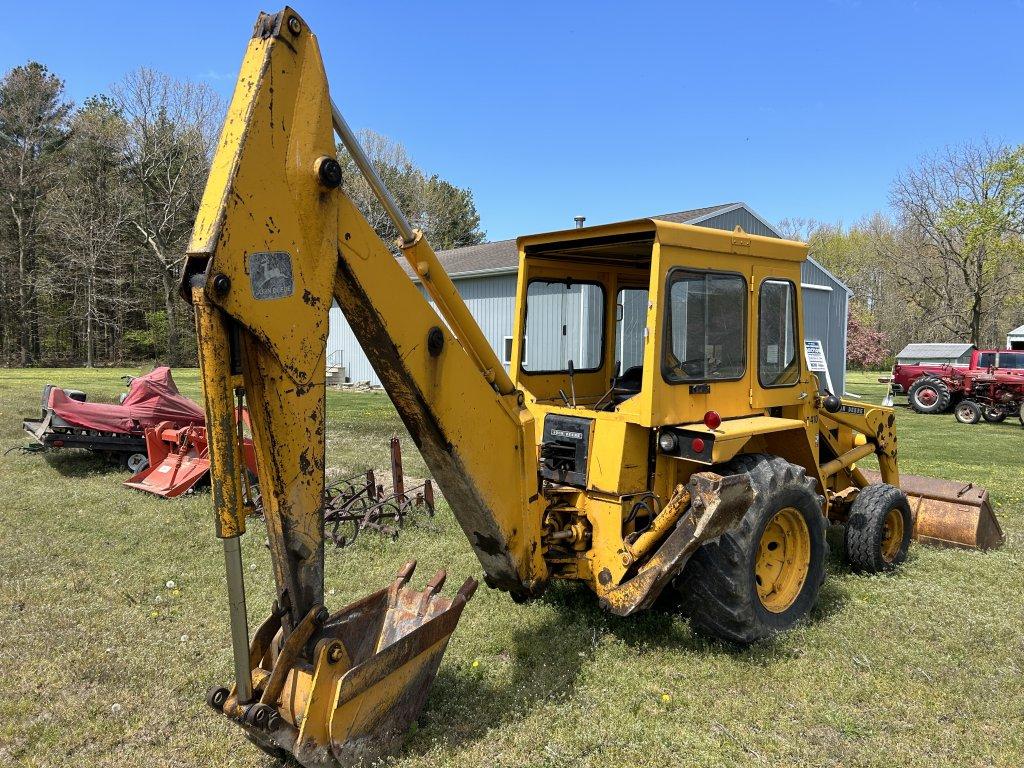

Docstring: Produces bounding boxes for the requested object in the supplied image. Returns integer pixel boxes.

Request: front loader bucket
[862,469,1005,550]
[222,562,476,768]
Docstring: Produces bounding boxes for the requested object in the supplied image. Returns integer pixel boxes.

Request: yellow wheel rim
[755,507,811,613]
[881,507,904,563]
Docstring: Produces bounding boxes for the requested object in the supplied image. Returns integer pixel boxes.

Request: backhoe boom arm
[183,7,547,637]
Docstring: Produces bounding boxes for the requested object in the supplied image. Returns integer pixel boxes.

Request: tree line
[0,62,485,367]
[3,60,1021,371]
[780,140,1024,367]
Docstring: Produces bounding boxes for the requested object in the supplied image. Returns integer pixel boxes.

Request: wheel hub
[755,506,811,613]
[918,387,937,405]
[881,507,904,563]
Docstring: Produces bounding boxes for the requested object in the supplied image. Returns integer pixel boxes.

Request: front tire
[844,484,912,572]
[954,400,982,424]
[908,376,952,414]
[675,454,826,644]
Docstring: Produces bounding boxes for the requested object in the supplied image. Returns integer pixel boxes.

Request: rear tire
[954,400,982,424]
[908,376,952,414]
[675,454,826,644]
[982,406,1007,423]
[844,484,912,572]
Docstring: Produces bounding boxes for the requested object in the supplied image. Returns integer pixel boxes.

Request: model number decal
[839,405,865,415]
[551,429,584,440]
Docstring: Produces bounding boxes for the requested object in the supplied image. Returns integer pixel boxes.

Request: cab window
[978,352,996,368]
[662,270,746,382]
[759,279,800,387]
[998,352,1024,369]
[614,287,648,375]
[522,280,604,372]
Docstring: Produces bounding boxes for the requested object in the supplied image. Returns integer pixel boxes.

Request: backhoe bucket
[221,562,477,768]
[862,469,1005,550]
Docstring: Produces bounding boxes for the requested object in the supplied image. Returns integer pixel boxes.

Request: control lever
[594,361,621,411]
[567,359,577,407]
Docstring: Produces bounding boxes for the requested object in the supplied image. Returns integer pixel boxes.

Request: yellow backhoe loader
[182,8,1004,766]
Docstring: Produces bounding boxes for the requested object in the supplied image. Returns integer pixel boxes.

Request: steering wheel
[669,355,706,378]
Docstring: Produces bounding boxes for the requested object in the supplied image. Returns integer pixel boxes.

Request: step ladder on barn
[326,350,347,388]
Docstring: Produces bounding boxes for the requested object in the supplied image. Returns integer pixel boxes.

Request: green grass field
[1,368,1021,767]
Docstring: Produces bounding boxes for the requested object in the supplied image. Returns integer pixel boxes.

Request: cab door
[750,265,812,410]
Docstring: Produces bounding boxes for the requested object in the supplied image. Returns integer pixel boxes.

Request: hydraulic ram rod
[331,100,517,396]
[331,101,416,245]
[223,536,253,703]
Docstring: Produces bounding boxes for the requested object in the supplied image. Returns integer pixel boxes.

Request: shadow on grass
[42,449,124,476]
[407,606,595,757]
[407,569,855,757]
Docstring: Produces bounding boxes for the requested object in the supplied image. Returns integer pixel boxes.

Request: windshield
[663,270,746,382]
[522,280,605,372]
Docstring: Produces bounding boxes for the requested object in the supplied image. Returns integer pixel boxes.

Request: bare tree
[0,62,71,364]
[49,97,135,366]
[112,68,221,365]
[889,141,1024,346]
[338,129,485,251]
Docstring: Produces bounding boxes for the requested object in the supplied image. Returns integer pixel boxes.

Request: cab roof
[517,217,808,265]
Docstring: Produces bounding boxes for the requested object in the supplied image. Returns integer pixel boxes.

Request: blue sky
[5,2,1023,240]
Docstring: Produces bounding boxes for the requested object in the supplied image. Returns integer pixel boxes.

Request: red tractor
[945,368,1024,426]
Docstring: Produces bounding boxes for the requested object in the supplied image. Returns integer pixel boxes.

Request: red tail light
[691,437,705,453]
[52,439,65,447]
[703,410,721,430]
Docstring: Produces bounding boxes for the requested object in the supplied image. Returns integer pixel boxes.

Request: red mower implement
[124,421,259,499]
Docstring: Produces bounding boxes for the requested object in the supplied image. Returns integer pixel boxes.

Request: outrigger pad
[862,469,1005,550]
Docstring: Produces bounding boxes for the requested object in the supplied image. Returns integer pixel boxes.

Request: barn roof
[404,203,744,278]
[896,343,974,360]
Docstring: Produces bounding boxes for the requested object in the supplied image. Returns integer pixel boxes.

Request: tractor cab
[512,218,813,433]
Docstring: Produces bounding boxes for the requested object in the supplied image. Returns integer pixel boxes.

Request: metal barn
[327,202,852,394]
